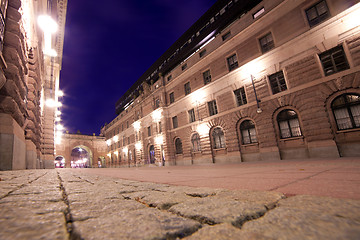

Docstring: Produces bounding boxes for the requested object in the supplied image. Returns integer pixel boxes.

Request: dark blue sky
[59,0,218,135]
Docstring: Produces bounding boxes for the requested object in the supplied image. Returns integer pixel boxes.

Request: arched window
[277,109,302,139]
[212,127,226,149]
[191,133,201,152]
[175,138,183,154]
[240,120,257,144]
[332,93,360,130]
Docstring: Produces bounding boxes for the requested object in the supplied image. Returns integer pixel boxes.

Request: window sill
[279,136,304,142]
[336,128,360,134]
[213,147,227,152]
[241,142,259,147]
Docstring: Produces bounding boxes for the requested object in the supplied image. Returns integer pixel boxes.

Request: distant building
[0,0,67,170]
[102,0,360,167]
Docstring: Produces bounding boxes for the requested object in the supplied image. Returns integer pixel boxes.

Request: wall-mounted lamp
[251,75,262,114]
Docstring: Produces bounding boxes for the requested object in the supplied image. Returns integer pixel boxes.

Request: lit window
[331,94,360,130]
[191,133,201,152]
[203,70,211,85]
[212,127,226,149]
[253,7,265,19]
[240,120,257,144]
[169,92,175,104]
[269,71,287,94]
[306,0,330,27]
[259,33,274,53]
[234,87,247,106]
[172,116,178,129]
[184,82,191,95]
[222,31,231,41]
[175,138,183,154]
[188,109,196,123]
[227,54,238,71]
[208,100,218,116]
[319,45,349,76]
[277,110,302,139]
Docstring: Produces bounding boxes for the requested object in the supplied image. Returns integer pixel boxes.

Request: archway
[98,156,106,168]
[70,145,93,168]
[149,145,155,164]
[54,155,65,168]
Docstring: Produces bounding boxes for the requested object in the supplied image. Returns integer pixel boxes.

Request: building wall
[0,0,67,170]
[103,0,360,167]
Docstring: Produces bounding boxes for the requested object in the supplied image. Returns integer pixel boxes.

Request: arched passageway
[71,146,92,168]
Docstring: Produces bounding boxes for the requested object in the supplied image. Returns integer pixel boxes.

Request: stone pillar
[26,139,37,169]
[0,113,26,170]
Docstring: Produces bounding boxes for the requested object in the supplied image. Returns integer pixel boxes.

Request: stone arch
[70,144,93,168]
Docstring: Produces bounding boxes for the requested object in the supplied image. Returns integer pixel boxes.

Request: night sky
[59,0,218,135]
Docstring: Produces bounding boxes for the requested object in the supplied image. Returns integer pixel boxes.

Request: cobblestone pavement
[1,169,360,240]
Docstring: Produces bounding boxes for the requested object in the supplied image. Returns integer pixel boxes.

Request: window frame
[203,70,212,85]
[277,109,302,139]
[208,100,218,116]
[169,92,175,104]
[259,32,275,53]
[191,132,201,152]
[305,0,330,27]
[240,120,258,145]
[175,138,183,154]
[227,54,239,71]
[188,109,196,123]
[269,71,287,94]
[211,127,226,149]
[234,87,247,106]
[184,82,191,95]
[331,93,360,131]
[319,45,350,76]
[172,116,178,129]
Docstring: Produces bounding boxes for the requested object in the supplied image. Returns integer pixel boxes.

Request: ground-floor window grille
[332,94,360,130]
[240,120,257,144]
[191,133,201,152]
[212,127,226,149]
[277,109,302,139]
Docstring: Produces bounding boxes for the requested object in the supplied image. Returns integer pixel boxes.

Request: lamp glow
[106,139,111,146]
[197,123,209,136]
[38,15,58,33]
[152,109,162,122]
[56,124,64,131]
[135,141,142,150]
[155,135,163,145]
[45,99,57,108]
[113,135,119,142]
[133,121,141,131]
[114,151,119,156]
[107,153,111,157]
[123,147,128,154]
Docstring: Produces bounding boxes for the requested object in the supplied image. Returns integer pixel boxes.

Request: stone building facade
[102,0,360,167]
[0,0,67,170]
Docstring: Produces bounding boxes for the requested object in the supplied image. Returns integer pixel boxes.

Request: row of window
[174,93,360,154]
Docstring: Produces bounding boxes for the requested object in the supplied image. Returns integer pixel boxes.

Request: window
[188,109,196,123]
[182,63,187,71]
[222,31,231,41]
[169,92,175,104]
[154,98,160,109]
[259,33,274,53]
[123,136,126,146]
[319,45,349,76]
[167,75,172,81]
[306,0,330,27]
[203,70,211,85]
[234,87,247,106]
[277,110,302,139]
[212,127,226,149]
[172,116,178,129]
[184,82,191,95]
[269,71,287,94]
[208,100,218,116]
[227,54,238,71]
[128,137,130,145]
[158,121,162,133]
[331,94,360,130]
[199,49,206,58]
[127,121,129,128]
[148,126,151,137]
[191,133,201,152]
[253,7,265,19]
[175,138,183,154]
[240,120,258,144]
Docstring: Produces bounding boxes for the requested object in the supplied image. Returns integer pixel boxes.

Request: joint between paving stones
[57,171,83,240]
[0,172,48,200]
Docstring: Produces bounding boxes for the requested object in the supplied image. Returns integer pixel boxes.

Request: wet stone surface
[0,169,360,239]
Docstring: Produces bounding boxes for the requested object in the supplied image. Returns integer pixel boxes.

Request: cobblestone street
[1,166,360,239]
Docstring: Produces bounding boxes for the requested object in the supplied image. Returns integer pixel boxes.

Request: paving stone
[241,195,360,240]
[73,207,201,240]
[183,223,274,240]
